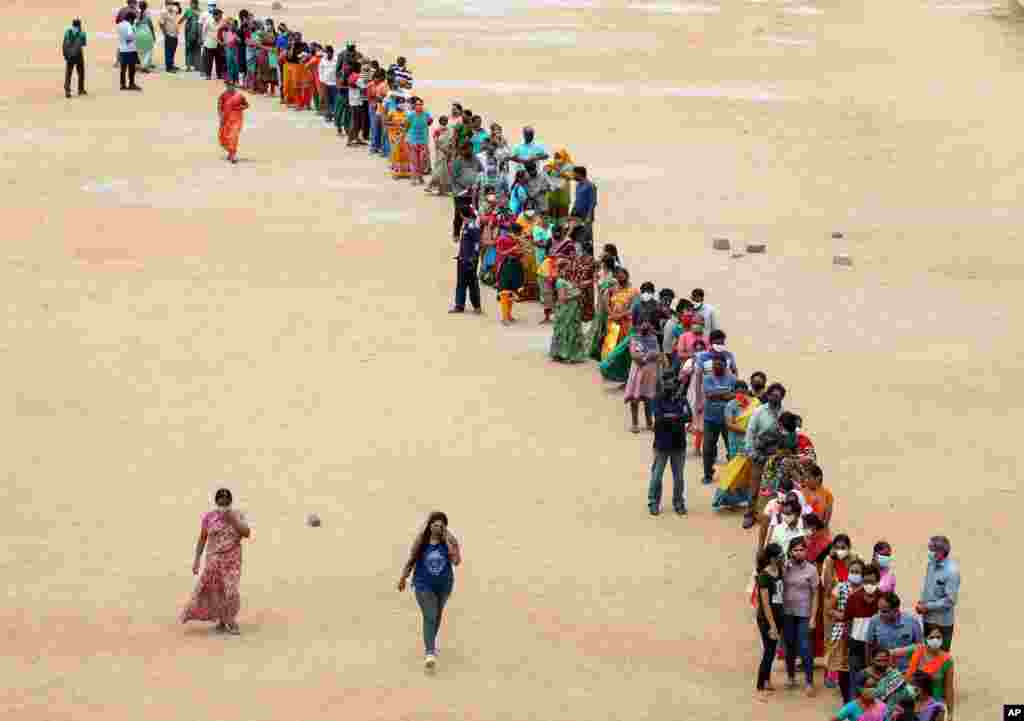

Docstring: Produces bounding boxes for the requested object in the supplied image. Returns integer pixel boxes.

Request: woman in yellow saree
[386,97,412,179]
[599,268,639,383]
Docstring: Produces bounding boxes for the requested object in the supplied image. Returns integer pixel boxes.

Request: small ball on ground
[307,513,321,527]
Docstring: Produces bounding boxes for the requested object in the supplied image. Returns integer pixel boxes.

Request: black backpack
[63,31,84,61]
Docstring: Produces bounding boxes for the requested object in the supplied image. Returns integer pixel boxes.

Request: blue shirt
[920,557,960,626]
[405,111,432,145]
[571,179,596,221]
[470,130,490,155]
[865,612,922,671]
[508,185,528,216]
[412,542,454,594]
[702,372,736,424]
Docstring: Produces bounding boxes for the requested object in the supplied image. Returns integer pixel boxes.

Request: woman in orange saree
[386,98,412,179]
[218,81,249,163]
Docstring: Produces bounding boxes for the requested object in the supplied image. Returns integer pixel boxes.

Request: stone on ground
[307,513,321,527]
[833,253,853,266]
[712,237,731,250]
[746,243,766,254]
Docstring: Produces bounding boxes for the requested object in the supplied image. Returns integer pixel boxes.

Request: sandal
[630,425,641,434]
[225,623,241,635]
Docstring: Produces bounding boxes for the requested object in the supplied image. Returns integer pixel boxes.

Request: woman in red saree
[181,487,251,635]
[218,81,249,163]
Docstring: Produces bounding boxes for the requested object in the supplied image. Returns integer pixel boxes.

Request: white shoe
[424,654,437,670]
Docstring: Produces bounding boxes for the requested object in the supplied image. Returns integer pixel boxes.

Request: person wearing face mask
[782,537,818,696]
[474,141,504,197]
[549,258,586,364]
[742,382,786,530]
[844,565,882,679]
[662,298,692,360]
[701,353,736,485]
[863,648,914,711]
[914,535,960,652]
[598,268,640,383]
[624,320,660,433]
[801,463,833,527]
[449,205,482,315]
[867,592,922,674]
[524,161,556,215]
[750,370,768,401]
[767,498,806,554]
[754,543,785,700]
[828,674,886,721]
[180,487,251,635]
[872,541,897,593]
[826,555,862,701]
[901,643,955,720]
[689,287,719,336]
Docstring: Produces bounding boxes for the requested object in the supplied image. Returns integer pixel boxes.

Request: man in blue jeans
[648,376,689,516]
[702,352,736,485]
[449,205,481,314]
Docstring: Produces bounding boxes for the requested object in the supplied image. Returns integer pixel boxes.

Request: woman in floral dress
[181,487,251,635]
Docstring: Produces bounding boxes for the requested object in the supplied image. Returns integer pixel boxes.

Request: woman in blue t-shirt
[397,511,462,671]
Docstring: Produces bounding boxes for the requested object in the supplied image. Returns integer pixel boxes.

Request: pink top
[879,568,896,593]
[202,510,242,555]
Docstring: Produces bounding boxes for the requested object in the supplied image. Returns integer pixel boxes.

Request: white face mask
[641,292,654,302]
[863,583,878,595]
[926,637,943,650]
[487,194,496,202]
[834,548,849,560]
[847,573,863,585]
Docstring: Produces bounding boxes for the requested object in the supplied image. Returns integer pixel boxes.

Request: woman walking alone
[217,79,249,163]
[180,487,251,635]
[397,511,462,671]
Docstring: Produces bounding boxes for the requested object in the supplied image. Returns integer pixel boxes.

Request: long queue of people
[103,3,964,712]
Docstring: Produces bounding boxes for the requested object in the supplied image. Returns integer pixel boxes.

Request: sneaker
[675,504,688,516]
[649,506,660,516]
[424,654,437,670]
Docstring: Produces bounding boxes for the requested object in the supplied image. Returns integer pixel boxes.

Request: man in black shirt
[449,205,482,314]
[648,377,689,516]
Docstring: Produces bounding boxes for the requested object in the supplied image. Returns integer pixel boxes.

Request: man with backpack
[62,18,87,98]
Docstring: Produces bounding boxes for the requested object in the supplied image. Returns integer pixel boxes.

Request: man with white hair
[914,535,960,651]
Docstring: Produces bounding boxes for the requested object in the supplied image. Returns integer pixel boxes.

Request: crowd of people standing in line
[99,3,966,708]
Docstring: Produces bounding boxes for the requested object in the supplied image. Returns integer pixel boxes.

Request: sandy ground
[2,0,1021,718]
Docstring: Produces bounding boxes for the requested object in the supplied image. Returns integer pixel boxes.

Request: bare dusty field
[2,0,1020,718]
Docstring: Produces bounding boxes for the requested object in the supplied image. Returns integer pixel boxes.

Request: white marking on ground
[628,2,721,13]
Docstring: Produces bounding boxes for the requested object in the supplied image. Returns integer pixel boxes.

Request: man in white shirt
[318,46,337,121]
[199,2,219,79]
[117,12,141,90]
[159,1,181,72]
[690,287,719,336]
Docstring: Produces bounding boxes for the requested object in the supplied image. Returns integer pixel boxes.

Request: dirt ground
[2,0,1019,718]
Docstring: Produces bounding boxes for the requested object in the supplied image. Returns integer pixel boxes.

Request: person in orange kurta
[218,80,249,163]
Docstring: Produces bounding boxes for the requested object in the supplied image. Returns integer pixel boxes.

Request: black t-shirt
[756,571,784,625]
[651,396,687,451]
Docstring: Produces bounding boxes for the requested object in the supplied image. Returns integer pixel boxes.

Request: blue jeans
[783,614,813,685]
[702,419,727,482]
[370,112,384,153]
[163,35,178,70]
[648,449,685,511]
[414,588,451,655]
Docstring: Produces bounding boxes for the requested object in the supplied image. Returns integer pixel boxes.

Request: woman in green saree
[550,258,586,363]
[135,2,157,71]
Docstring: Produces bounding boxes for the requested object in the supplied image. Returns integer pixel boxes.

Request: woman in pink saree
[180,487,251,634]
